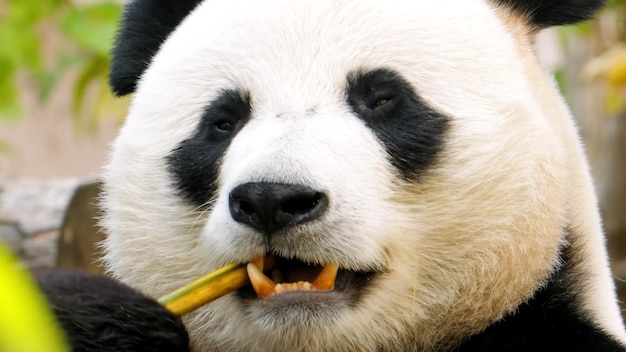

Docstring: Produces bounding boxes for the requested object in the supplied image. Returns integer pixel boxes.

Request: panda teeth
[246,263,276,298]
[246,260,339,298]
[313,263,339,290]
[274,281,314,294]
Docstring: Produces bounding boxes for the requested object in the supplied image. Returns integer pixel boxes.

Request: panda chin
[235,253,377,307]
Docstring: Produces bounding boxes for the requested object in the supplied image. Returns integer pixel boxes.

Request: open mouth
[239,254,376,299]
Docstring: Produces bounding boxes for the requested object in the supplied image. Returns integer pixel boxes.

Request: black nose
[229,182,328,234]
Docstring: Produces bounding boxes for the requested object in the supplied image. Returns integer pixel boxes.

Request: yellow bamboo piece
[158,263,249,316]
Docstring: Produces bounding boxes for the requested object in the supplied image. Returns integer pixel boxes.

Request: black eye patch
[167,89,251,207]
[346,68,449,180]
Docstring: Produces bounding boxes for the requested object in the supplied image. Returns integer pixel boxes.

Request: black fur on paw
[35,269,190,352]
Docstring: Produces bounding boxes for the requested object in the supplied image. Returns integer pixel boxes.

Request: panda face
[103,0,572,350]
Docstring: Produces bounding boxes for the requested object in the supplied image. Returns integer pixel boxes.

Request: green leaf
[72,56,108,116]
[553,68,568,98]
[7,0,49,25]
[14,29,43,73]
[0,59,21,119]
[60,2,122,57]
[36,52,87,102]
[605,0,626,10]
[571,22,592,36]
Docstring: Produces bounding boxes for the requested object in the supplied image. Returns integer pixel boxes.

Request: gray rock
[0,218,23,254]
[0,175,92,269]
[22,230,59,269]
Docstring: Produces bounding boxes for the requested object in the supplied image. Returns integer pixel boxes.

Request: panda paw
[35,269,190,352]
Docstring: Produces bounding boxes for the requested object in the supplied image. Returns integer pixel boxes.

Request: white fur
[102,0,626,350]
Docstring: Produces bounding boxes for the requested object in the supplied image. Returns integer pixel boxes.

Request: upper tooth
[247,263,276,298]
[251,256,264,271]
[313,263,339,291]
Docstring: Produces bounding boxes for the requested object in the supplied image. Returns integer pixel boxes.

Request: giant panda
[92,0,626,351]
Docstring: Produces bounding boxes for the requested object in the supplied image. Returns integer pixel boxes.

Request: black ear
[493,0,607,29]
[109,0,203,96]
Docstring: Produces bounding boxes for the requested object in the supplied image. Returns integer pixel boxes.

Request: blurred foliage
[581,0,626,112]
[0,0,125,129]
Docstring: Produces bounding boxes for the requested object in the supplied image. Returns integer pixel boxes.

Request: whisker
[183,198,218,236]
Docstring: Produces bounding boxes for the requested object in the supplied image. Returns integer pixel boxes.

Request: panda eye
[371,98,390,109]
[213,119,235,133]
[367,96,394,111]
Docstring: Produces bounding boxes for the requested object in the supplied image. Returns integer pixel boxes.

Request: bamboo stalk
[158,263,249,316]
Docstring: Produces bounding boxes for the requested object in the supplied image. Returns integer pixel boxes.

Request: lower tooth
[300,281,313,290]
[272,282,315,294]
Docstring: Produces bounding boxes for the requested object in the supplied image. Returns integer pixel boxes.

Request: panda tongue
[246,259,338,298]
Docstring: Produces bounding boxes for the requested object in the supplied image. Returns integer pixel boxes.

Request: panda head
[102,0,616,351]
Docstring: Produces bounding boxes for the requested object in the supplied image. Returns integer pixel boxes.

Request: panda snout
[228,182,329,234]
